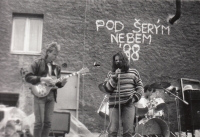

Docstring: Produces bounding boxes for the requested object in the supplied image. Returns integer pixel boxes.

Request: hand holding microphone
[109,68,121,79]
[115,68,121,74]
[114,68,121,78]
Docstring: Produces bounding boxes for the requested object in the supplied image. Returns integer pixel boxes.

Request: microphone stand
[117,73,121,137]
[98,95,108,137]
[162,88,189,105]
[162,88,189,137]
[133,111,143,137]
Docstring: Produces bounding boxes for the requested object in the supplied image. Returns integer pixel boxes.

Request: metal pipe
[169,0,181,24]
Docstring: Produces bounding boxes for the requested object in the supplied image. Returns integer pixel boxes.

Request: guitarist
[25,42,67,137]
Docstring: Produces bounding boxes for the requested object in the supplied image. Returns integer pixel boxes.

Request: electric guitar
[29,67,89,98]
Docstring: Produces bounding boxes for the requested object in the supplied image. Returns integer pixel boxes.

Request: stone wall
[0,0,200,134]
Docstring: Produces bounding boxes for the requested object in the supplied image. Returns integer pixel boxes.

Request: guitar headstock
[78,67,89,75]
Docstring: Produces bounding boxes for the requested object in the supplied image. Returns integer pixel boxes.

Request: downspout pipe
[169,0,181,24]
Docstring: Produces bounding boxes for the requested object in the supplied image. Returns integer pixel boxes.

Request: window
[11,13,43,55]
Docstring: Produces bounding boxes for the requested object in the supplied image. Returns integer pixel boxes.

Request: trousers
[108,101,135,137]
[33,91,55,137]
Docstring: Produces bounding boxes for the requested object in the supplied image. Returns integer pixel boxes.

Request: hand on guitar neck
[59,76,68,87]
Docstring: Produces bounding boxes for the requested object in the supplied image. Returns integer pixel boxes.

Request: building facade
[0,0,200,134]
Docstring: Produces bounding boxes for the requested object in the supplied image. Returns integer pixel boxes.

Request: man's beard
[116,62,122,69]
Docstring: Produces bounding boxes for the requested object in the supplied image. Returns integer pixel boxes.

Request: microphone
[109,68,121,78]
[62,63,67,68]
[116,68,121,73]
[164,88,189,105]
[94,62,100,67]
[183,100,189,105]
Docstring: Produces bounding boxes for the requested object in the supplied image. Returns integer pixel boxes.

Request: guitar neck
[56,71,79,83]
[63,71,79,79]
[55,67,88,83]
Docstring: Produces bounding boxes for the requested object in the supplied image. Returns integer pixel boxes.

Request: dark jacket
[25,58,63,102]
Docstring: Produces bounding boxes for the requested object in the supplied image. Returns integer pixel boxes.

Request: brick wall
[0,0,200,133]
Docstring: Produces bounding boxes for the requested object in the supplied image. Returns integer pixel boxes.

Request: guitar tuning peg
[82,73,90,76]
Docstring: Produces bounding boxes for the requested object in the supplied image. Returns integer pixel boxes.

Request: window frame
[10,13,44,55]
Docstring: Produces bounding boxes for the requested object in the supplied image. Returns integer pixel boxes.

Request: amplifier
[0,92,19,107]
[185,90,200,100]
[51,111,71,134]
[0,110,4,122]
[182,90,200,130]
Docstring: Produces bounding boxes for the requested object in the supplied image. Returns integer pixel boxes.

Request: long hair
[112,51,129,72]
[144,84,155,93]
[45,42,60,59]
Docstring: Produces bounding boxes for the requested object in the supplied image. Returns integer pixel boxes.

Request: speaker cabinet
[0,92,19,107]
[183,90,200,130]
[51,111,71,134]
[0,110,4,122]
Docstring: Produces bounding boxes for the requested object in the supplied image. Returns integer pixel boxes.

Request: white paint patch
[96,19,170,61]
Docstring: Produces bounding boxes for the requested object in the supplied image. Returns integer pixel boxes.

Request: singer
[103,51,144,137]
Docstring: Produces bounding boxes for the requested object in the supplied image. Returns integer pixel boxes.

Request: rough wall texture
[0,0,200,134]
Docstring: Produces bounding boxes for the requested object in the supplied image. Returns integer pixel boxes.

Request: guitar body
[30,82,55,98]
